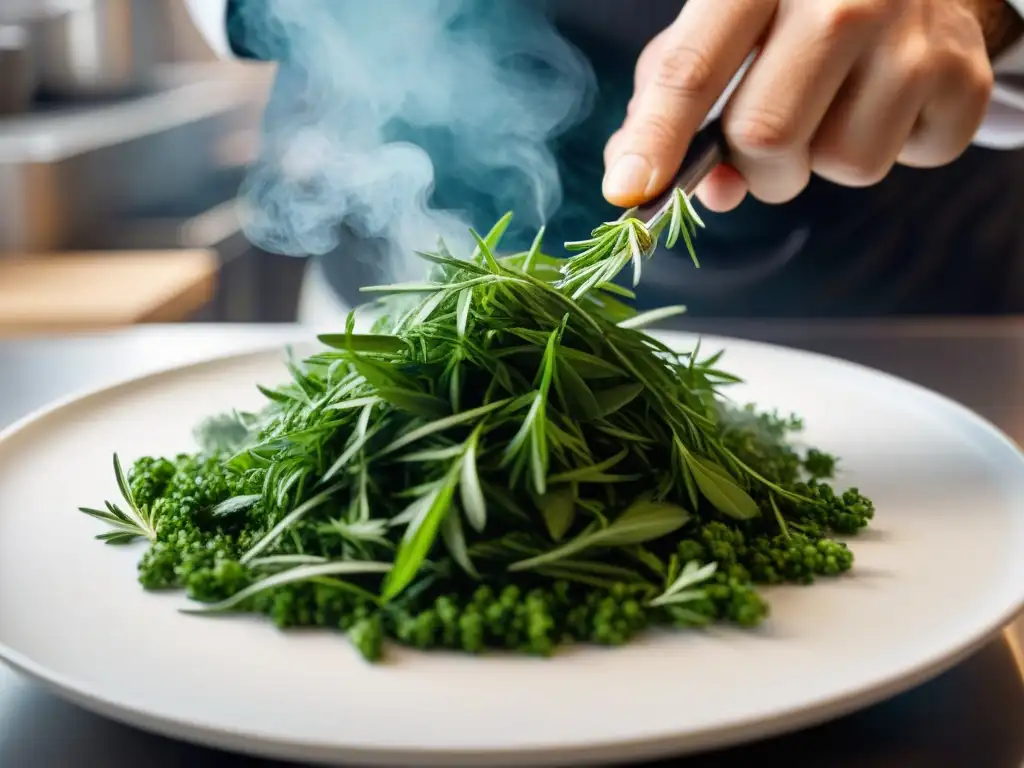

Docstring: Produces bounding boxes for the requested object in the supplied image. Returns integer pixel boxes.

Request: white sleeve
[183,0,234,59]
[976,0,1024,148]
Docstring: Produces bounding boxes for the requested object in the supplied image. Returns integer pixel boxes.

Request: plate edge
[2,329,1023,762]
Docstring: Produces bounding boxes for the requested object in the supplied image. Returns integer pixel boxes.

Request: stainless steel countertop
[2,322,1023,768]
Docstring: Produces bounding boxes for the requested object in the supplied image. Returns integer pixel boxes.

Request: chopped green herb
[78,201,874,661]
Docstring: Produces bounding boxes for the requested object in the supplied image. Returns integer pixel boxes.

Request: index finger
[603,0,776,207]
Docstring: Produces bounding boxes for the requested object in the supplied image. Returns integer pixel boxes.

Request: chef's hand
[603,0,1024,212]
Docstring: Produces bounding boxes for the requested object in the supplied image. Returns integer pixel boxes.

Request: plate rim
[1,331,1023,766]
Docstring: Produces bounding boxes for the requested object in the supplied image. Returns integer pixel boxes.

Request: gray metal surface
[0,24,35,116]
[1,322,1022,768]
[0,64,262,254]
[26,0,159,99]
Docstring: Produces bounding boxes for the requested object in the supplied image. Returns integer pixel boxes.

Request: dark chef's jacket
[196,0,1024,317]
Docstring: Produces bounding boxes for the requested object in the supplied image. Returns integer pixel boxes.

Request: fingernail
[603,153,654,201]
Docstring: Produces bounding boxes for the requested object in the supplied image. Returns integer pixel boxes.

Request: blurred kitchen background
[0,0,306,338]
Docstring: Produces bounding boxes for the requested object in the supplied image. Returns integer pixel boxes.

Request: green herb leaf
[474,211,513,259]
[555,357,601,420]
[383,469,459,601]
[648,560,718,607]
[375,388,450,419]
[182,561,392,613]
[441,507,479,579]
[557,347,625,379]
[240,482,345,564]
[380,397,513,457]
[509,496,689,571]
[318,334,407,354]
[456,287,473,339]
[321,402,376,483]
[617,305,687,330]
[208,494,261,520]
[548,449,629,484]
[594,383,645,417]
[681,448,760,520]
[536,484,576,542]
[459,428,487,533]
[248,554,328,569]
[592,498,692,546]
[113,453,136,513]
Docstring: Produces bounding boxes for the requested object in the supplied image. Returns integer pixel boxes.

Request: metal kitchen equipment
[24,0,160,100]
[0,25,36,116]
[0,67,267,255]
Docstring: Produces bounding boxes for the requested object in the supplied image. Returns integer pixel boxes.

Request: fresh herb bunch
[558,188,703,300]
[78,203,874,662]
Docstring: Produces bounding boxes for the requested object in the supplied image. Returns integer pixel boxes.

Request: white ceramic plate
[1,333,1023,767]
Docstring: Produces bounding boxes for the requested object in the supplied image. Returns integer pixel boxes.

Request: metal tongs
[616,117,727,228]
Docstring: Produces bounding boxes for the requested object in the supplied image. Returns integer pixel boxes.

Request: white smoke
[235,0,597,282]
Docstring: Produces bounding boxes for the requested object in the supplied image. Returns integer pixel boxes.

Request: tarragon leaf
[509,497,690,571]
[441,508,479,579]
[383,468,460,601]
[380,398,512,457]
[536,484,576,542]
[681,446,760,520]
[459,427,487,533]
[182,561,391,613]
[318,334,407,354]
[208,494,261,520]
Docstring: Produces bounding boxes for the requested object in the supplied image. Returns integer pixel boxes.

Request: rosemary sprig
[558,189,704,300]
[78,453,161,544]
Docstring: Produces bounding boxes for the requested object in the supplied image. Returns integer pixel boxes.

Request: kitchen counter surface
[1,321,1023,768]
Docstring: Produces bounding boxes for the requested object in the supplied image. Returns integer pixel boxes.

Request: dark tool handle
[628,117,728,226]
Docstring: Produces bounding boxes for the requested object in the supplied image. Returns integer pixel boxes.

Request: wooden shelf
[0,250,218,337]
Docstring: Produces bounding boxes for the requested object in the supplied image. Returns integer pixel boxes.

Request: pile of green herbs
[79,204,874,662]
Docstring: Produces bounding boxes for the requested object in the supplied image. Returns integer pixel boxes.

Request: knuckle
[815,151,890,187]
[963,57,995,101]
[930,48,993,119]
[652,43,716,97]
[726,106,802,157]
[903,123,973,168]
[929,38,993,99]
[814,0,891,39]
[896,38,938,89]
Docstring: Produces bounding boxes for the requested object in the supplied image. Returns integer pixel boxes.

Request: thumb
[602,0,771,208]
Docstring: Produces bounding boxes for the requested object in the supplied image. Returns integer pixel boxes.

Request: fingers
[602,0,776,208]
[607,0,994,213]
[722,0,890,204]
[811,46,930,186]
[898,26,993,168]
[814,8,992,182]
[694,164,749,212]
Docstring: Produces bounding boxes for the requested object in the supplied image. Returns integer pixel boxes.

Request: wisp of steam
[235,0,597,282]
